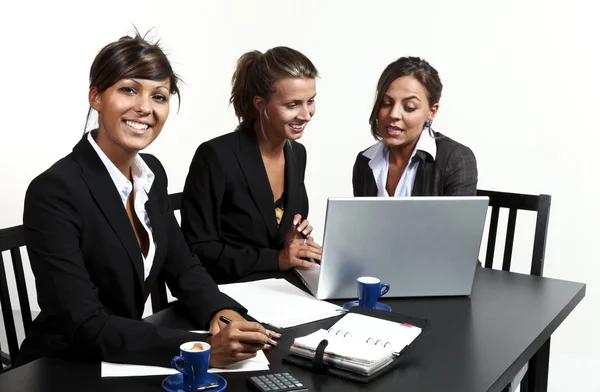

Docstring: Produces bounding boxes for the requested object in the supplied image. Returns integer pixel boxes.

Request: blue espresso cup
[357,276,390,308]
[172,341,211,391]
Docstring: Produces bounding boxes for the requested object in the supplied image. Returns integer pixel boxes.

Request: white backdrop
[0,1,598,390]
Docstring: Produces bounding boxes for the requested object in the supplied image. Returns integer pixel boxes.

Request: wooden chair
[0,225,32,370]
[477,189,551,276]
[477,189,552,392]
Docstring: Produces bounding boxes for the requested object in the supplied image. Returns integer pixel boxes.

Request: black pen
[219,316,279,347]
[295,221,321,265]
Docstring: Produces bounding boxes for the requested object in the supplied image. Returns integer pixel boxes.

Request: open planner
[283,306,429,383]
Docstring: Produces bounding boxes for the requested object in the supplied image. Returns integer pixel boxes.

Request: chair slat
[531,195,551,277]
[1,225,30,368]
[1,350,10,368]
[11,247,32,334]
[0,253,20,364]
[484,206,500,269]
[477,189,539,211]
[0,226,24,251]
[169,192,183,211]
[502,208,518,271]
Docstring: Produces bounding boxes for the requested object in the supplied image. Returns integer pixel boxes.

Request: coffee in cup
[172,341,211,391]
[357,276,390,308]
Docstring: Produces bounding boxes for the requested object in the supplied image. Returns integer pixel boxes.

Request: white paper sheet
[101,349,269,377]
[218,278,342,328]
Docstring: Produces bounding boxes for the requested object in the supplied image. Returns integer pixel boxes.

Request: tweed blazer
[352,132,478,197]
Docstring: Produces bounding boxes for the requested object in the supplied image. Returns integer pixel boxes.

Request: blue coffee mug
[172,341,211,391]
[357,276,390,308]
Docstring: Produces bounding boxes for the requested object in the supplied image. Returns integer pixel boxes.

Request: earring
[424,119,432,128]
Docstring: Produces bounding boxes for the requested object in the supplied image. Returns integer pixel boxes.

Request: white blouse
[87,131,156,281]
[362,131,437,197]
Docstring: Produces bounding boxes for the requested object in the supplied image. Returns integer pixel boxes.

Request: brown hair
[230,46,318,128]
[85,31,181,130]
[369,56,442,140]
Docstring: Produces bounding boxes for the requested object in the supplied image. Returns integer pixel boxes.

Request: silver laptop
[295,196,489,299]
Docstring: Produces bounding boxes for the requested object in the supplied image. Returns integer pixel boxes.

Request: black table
[0,268,585,392]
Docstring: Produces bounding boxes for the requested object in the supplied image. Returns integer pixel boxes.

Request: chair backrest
[150,192,183,313]
[169,192,183,211]
[477,189,551,277]
[0,225,32,369]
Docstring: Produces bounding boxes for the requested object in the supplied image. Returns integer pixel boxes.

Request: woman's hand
[209,309,247,335]
[206,320,269,367]
[278,214,322,270]
[206,310,282,367]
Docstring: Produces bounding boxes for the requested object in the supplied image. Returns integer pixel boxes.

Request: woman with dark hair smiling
[16,32,276,368]
[353,57,477,197]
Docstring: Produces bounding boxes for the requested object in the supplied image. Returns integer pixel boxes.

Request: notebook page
[328,313,422,352]
[218,279,342,328]
[101,350,269,377]
[292,329,394,375]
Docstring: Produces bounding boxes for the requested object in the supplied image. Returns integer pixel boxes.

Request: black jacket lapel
[278,142,300,238]
[412,150,433,196]
[234,128,278,240]
[359,155,378,197]
[72,133,145,290]
[143,185,165,295]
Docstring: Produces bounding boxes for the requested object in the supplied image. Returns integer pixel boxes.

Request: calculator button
[248,373,307,392]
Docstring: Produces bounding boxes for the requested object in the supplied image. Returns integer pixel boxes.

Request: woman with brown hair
[353,57,478,197]
[17,33,275,368]
[181,47,322,283]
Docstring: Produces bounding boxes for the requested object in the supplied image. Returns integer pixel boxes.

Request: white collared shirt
[87,131,156,281]
[363,131,437,197]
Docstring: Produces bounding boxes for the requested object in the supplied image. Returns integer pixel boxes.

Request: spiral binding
[326,327,392,348]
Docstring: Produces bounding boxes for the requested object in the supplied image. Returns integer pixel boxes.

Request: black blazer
[352,132,478,197]
[16,132,244,367]
[181,126,309,283]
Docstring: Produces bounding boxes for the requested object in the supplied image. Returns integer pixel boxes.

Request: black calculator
[246,373,309,392]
